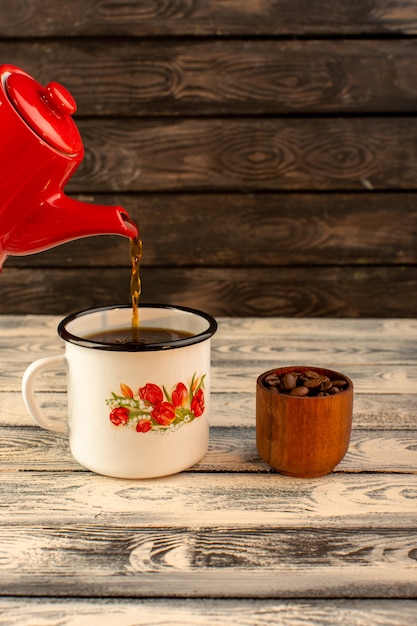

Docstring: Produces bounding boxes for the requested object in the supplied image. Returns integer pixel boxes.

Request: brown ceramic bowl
[256,366,354,478]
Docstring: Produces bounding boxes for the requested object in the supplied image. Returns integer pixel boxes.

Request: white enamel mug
[22,304,217,478]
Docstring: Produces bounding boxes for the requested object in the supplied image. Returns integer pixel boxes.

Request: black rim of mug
[57,303,218,352]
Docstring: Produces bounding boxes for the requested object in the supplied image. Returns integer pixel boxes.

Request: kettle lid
[5,69,83,155]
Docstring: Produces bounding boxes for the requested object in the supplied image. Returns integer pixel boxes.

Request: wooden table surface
[1,315,417,625]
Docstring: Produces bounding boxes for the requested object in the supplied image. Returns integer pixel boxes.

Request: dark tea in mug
[86,326,194,347]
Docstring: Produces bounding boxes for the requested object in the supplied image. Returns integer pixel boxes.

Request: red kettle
[0,64,138,268]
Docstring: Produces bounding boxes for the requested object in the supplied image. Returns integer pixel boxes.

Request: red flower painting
[172,382,188,408]
[191,388,205,417]
[139,383,164,406]
[109,407,130,426]
[151,401,176,426]
[106,373,206,433]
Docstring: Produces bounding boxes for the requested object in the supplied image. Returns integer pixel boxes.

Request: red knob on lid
[44,82,77,116]
[5,70,83,156]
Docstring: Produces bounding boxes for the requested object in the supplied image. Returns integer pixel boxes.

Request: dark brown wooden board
[6,192,417,267]
[1,0,417,36]
[0,1,415,317]
[59,117,417,192]
[1,39,416,115]
[1,265,415,317]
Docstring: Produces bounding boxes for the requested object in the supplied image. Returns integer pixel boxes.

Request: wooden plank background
[1,315,417,623]
[0,0,416,316]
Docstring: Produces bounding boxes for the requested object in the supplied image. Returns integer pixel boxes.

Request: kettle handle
[22,354,67,433]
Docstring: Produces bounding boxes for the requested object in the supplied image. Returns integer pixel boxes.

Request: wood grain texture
[0,524,416,598]
[2,316,417,395]
[2,471,417,528]
[0,315,416,615]
[0,0,416,617]
[2,391,417,430]
[2,40,417,115]
[6,192,417,268]
[6,359,417,394]
[63,118,417,193]
[4,358,417,395]
[2,314,416,339]
[0,266,415,316]
[2,426,417,473]
[2,313,416,347]
[0,0,416,36]
[0,12,415,318]
[1,598,417,626]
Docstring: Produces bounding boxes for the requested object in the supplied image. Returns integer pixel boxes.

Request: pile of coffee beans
[263,369,348,397]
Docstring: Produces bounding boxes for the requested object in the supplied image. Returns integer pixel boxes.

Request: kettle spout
[5,192,139,259]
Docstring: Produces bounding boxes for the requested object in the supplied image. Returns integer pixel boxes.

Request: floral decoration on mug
[106,373,206,433]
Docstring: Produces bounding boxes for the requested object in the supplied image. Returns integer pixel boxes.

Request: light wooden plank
[1,317,417,345]
[0,315,416,608]
[0,315,60,334]
[211,364,417,394]
[3,346,417,393]
[1,472,416,529]
[3,333,416,365]
[1,317,416,374]
[1,390,416,430]
[2,360,416,394]
[211,336,417,365]
[1,426,417,474]
[0,526,416,598]
[0,392,65,427]
[2,315,416,336]
[1,598,417,626]
[214,317,417,338]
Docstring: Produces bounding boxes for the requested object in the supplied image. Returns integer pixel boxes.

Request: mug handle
[22,355,67,433]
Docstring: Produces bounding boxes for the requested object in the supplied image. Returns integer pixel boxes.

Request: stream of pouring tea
[130,236,143,342]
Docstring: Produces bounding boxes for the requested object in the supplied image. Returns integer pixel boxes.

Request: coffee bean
[332,380,348,388]
[264,373,281,387]
[263,368,348,397]
[290,385,309,397]
[305,370,320,379]
[304,376,326,389]
[322,378,333,391]
[282,372,297,390]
